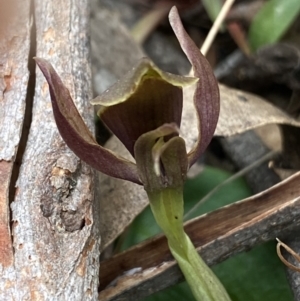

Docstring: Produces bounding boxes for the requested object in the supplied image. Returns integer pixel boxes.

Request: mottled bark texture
[0,0,30,269]
[0,0,100,300]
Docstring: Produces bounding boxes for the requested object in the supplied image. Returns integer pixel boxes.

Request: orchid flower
[35,6,231,301]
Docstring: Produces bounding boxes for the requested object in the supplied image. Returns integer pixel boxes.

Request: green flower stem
[148,188,231,301]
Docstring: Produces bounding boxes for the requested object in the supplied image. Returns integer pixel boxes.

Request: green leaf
[249,0,300,51]
[202,0,223,22]
[183,166,251,219]
[212,242,293,301]
[202,0,225,32]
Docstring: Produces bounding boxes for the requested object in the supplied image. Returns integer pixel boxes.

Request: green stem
[148,188,231,301]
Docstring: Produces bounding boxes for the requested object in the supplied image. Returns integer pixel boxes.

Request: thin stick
[201,0,236,56]
[184,150,277,221]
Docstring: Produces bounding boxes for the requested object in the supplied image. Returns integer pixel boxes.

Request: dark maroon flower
[35,7,219,192]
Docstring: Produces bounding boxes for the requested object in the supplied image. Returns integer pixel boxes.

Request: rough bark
[0,0,30,269]
[0,0,100,300]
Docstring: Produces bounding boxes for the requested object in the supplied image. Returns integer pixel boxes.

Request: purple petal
[169,7,220,167]
[35,58,141,184]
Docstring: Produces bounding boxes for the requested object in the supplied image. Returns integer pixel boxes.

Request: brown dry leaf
[255,124,282,152]
[181,84,300,151]
[217,84,300,135]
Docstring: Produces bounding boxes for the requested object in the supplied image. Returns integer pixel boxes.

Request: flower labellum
[35,6,230,301]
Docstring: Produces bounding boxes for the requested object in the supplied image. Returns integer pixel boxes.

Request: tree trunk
[0,0,100,300]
